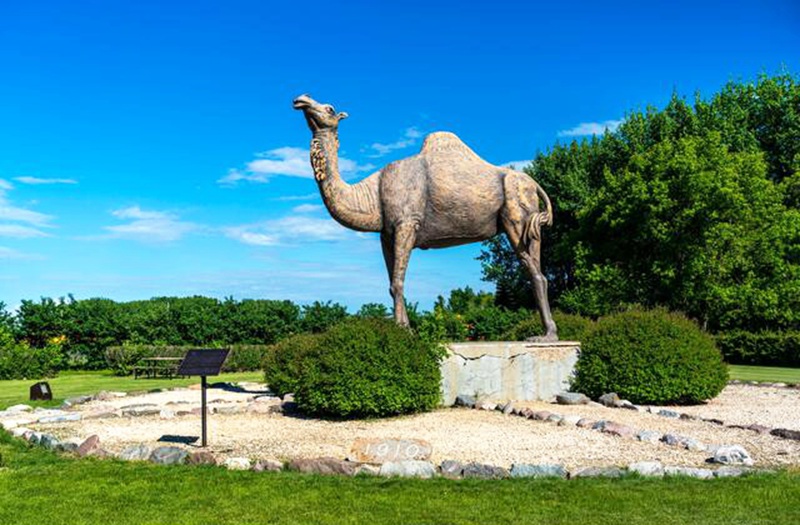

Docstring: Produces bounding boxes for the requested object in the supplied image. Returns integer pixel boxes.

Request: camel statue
[293,94,558,341]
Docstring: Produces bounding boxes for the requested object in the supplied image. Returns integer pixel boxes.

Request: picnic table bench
[133,357,183,379]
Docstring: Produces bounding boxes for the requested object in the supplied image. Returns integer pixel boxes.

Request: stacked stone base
[440,341,580,405]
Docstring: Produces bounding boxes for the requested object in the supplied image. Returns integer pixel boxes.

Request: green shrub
[0,327,62,380]
[572,309,728,404]
[105,344,270,376]
[716,330,800,367]
[503,311,596,341]
[262,333,323,397]
[283,318,445,418]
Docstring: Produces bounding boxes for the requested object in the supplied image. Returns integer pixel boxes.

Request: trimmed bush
[105,344,270,376]
[572,309,728,405]
[0,327,62,380]
[502,311,596,341]
[262,334,323,397]
[271,318,445,418]
[716,330,800,367]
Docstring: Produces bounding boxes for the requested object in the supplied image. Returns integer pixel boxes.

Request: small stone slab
[571,467,625,478]
[510,464,567,478]
[439,460,463,479]
[628,461,664,477]
[379,460,436,478]
[462,463,508,479]
[665,467,714,479]
[714,466,751,478]
[119,444,152,461]
[710,445,754,466]
[253,459,283,472]
[149,446,188,465]
[77,435,101,457]
[6,404,33,413]
[556,392,590,405]
[349,438,432,464]
[214,405,244,415]
[187,451,217,466]
[637,430,661,443]
[223,457,251,470]
[288,457,357,476]
[37,413,82,424]
[122,407,161,417]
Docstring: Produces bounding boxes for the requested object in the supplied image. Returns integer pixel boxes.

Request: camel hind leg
[500,181,558,341]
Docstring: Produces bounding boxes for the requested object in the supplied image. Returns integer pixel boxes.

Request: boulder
[556,392,590,405]
[546,413,563,423]
[576,418,596,429]
[714,466,751,478]
[462,463,508,479]
[439,460,463,479]
[710,445,754,466]
[119,444,153,461]
[77,435,101,457]
[223,457,251,470]
[657,409,680,418]
[571,467,625,478]
[501,401,515,415]
[558,415,582,426]
[636,430,662,443]
[454,394,477,408]
[532,411,552,421]
[287,457,357,476]
[628,461,664,477]
[379,460,436,479]
[601,422,636,438]
[39,434,59,450]
[356,464,380,476]
[253,459,283,472]
[159,409,176,420]
[510,464,567,478]
[349,438,432,464]
[665,467,714,479]
[56,438,82,453]
[187,451,217,466]
[149,446,188,465]
[598,393,620,407]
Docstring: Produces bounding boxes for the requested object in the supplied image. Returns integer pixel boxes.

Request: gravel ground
[32,383,800,470]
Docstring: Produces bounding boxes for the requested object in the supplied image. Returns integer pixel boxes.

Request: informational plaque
[30,381,53,401]
[177,349,229,377]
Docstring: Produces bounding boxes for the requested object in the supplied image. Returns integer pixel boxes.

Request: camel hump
[420,132,481,161]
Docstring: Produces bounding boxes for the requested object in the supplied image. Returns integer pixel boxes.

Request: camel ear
[337,112,349,121]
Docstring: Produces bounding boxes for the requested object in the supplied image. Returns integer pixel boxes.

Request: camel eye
[327,106,335,115]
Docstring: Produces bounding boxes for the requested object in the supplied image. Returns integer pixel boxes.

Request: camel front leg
[388,222,417,327]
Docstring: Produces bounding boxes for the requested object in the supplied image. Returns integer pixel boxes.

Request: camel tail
[522,182,553,244]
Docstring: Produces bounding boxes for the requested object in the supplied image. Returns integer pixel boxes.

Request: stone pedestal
[440,341,580,405]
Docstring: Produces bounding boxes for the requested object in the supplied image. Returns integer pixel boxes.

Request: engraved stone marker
[349,438,432,464]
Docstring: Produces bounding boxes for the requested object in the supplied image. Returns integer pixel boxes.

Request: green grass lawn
[0,431,797,525]
[0,370,264,410]
[728,365,800,384]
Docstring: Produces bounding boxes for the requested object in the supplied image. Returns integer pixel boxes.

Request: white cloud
[14,176,77,185]
[0,224,49,238]
[224,215,347,247]
[0,178,54,234]
[365,127,423,157]
[101,206,199,242]
[292,203,324,214]
[0,246,38,260]
[219,147,373,185]
[273,193,319,201]
[557,120,622,137]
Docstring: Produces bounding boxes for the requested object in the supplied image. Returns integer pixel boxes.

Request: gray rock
[356,464,380,476]
[462,462,508,479]
[702,418,725,426]
[598,393,620,407]
[439,460,463,479]
[745,424,771,434]
[37,413,82,424]
[617,400,639,411]
[288,457,357,476]
[214,405,244,415]
[558,415,582,426]
[714,466,751,478]
[510,463,567,478]
[56,438,82,453]
[83,409,119,420]
[770,428,800,441]
[119,444,152,461]
[63,395,93,407]
[223,457,251,470]
[657,409,680,418]
[556,392,590,405]
[379,460,436,478]
[252,459,283,472]
[532,411,552,421]
[661,433,687,446]
[679,413,697,421]
[576,418,595,428]
[571,467,625,478]
[187,451,217,466]
[122,407,161,417]
[502,401,515,415]
[476,400,497,411]
[710,445,754,466]
[665,466,714,479]
[10,427,32,439]
[628,461,664,477]
[27,432,42,445]
[454,394,477,408]
[159,409,175,419]
[683,438,707,452]
[149,446,188,465]
[519,407,535,419]
[637,430,662,443]
[591,420,609,430]
[39,434,59,450]
[6,404,33,413]
[546,413,563,423]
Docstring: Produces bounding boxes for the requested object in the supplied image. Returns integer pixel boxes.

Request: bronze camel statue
[293,94,558,341]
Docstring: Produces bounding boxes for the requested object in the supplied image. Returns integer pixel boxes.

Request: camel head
[293,94,348,135]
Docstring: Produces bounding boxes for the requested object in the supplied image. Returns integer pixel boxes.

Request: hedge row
[105,344,268,376]
[716,331,800,367]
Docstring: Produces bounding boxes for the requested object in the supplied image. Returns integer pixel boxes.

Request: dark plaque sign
[177,349,229,377]
[30,381,52,401]
[177,349,230,447]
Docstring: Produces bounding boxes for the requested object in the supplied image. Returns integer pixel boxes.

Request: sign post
[177,349,230,448]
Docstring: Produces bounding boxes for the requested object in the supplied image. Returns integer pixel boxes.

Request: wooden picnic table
[134,357,183,379]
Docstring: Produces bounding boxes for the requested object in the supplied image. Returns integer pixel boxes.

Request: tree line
[481,72,800,334]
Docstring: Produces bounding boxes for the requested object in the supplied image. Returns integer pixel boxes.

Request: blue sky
[1,0,798,312]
